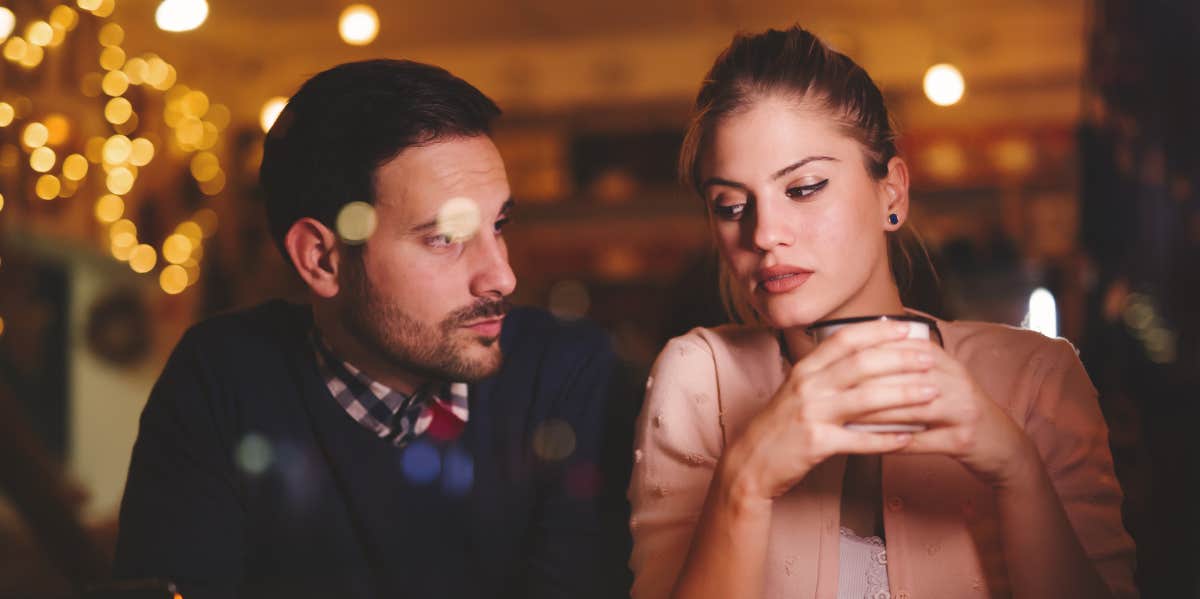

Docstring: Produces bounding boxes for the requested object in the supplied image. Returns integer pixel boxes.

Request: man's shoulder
[175,299,310,360]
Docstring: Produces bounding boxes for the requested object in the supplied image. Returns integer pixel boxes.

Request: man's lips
[755,266,814,294]
[463,316,504,337]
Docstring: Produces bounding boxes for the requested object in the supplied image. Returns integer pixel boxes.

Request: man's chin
[452,340,504,382]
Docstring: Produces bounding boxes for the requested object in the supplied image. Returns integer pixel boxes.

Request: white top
[836,527,890,599]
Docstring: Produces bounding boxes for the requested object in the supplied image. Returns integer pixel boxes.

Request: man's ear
[880,156,911,230]
[284,218,343,299]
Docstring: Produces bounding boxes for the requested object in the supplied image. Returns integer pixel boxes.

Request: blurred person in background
[112,59,635,599]
[628,26,1136,599]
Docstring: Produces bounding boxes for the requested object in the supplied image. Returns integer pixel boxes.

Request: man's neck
[311,307,427,395]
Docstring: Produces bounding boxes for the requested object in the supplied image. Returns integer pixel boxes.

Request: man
[114,60,635,599]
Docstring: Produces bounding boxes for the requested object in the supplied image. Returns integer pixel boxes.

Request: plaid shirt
[310,330,469,446]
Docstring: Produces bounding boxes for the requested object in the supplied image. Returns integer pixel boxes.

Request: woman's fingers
[819,340,936,390]
[831,378,940,421]
[818,425,915,455]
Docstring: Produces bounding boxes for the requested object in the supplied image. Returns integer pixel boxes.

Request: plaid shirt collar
[310,329,469,446]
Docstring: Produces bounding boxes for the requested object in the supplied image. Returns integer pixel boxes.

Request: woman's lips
[756,267,814,294]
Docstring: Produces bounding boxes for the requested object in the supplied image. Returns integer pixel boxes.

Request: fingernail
[895,323,912,336]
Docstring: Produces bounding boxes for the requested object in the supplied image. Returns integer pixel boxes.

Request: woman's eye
[786,179,829,198]
[713,203,746,220]
[493,216,509,234]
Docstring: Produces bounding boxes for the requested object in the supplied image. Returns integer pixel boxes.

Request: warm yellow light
[129,244,157,273]
[93,0,115,18]
[50,6,80,32]
[176,117,204,146]
[23,123,49,148]
[30,147,57,173]
[107,166,135,195]
[180,90,210,118]
[193,208,218,237]
[95,194,124,222]
[36,174,62,200]
[190,151,220,181]
[111,241,134,261]
[101,70,129,96]
[339,4,379,46]
[100,45,126,71]
[130,138,155,166]
[85,136,106,163]
[63,154,89,180]
[98,22,123,46]
[162,234,193,264]
[0,193,4,212]
[0,316,5,337]
[155,64,178,91]
[58,178,78,198]
[260,97,288,133]
[0,103,13,126]
[77,0,103,11]
[196,122,218,150]
[123,57,148,84]
[103,135,132,164]
[44,114,70,145]
[47,24,68,48]
[105,97,134,125]
[3,37,28,62]
[0,8,15,42]
[160,264,188,294]
[175,221,203,245]
[110,218,136,239]
[198,169,225,195]
[26,21,54,47]
[923,63,965,107]
[145,56,170,87]
[18,42,44,68]
[155,0,209,33]
[207,104,231,130]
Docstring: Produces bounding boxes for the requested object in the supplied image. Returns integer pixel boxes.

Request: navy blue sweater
[114,301,636,598]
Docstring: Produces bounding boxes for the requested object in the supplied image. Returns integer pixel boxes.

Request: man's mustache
[447,297,511,326]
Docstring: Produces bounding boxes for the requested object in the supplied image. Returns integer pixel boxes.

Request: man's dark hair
[259,59,501,257]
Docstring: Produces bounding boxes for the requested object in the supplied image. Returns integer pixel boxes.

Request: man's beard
[339,260,509,383]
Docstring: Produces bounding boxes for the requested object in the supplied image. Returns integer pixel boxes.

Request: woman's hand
[720,320,939,502]
[852,340,1040,489]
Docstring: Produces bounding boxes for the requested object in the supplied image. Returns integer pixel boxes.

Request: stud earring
[888,214,899,225]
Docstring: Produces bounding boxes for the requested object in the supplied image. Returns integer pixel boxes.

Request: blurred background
[0,0,1196,596]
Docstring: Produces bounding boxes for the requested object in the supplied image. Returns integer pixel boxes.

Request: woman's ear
[284,218,343,299]
[881,156,911,230]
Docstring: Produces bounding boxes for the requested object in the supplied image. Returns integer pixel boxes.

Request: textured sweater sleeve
[113,327,246,599]
[1023,339,1139,599]
[628,333,725,599]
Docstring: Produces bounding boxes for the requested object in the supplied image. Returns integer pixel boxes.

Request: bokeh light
[923,63,965,107]
[436,196,481,243]
[441,447,474,496]
[106,166,135,195]
[338,5,380,46]
[128,244,157,273]
[130,137,155,166]
[104,97,134,125]
[336,201,377,245]
[44,114,70,146]
[99,45,126,71]
[23,122,49,148]
[400,440,441,484]
[0,8,15,42]
[35,174,62,200]
[30,147,57,173]
[235,433,273,475]
[0,102,14,126]
[63,154,89,180]
[155,0,210,33]
[26,21,54,47]
[103,135,133,164]
[98,22,123,46]
[160,265,189,294]
[189,151,220,181]
[548,280,590,320]
[532,419,576,461]
[94,194,124,223]
[162,233,193,264]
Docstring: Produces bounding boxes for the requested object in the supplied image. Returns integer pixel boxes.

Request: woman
[628,26,1137,599]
